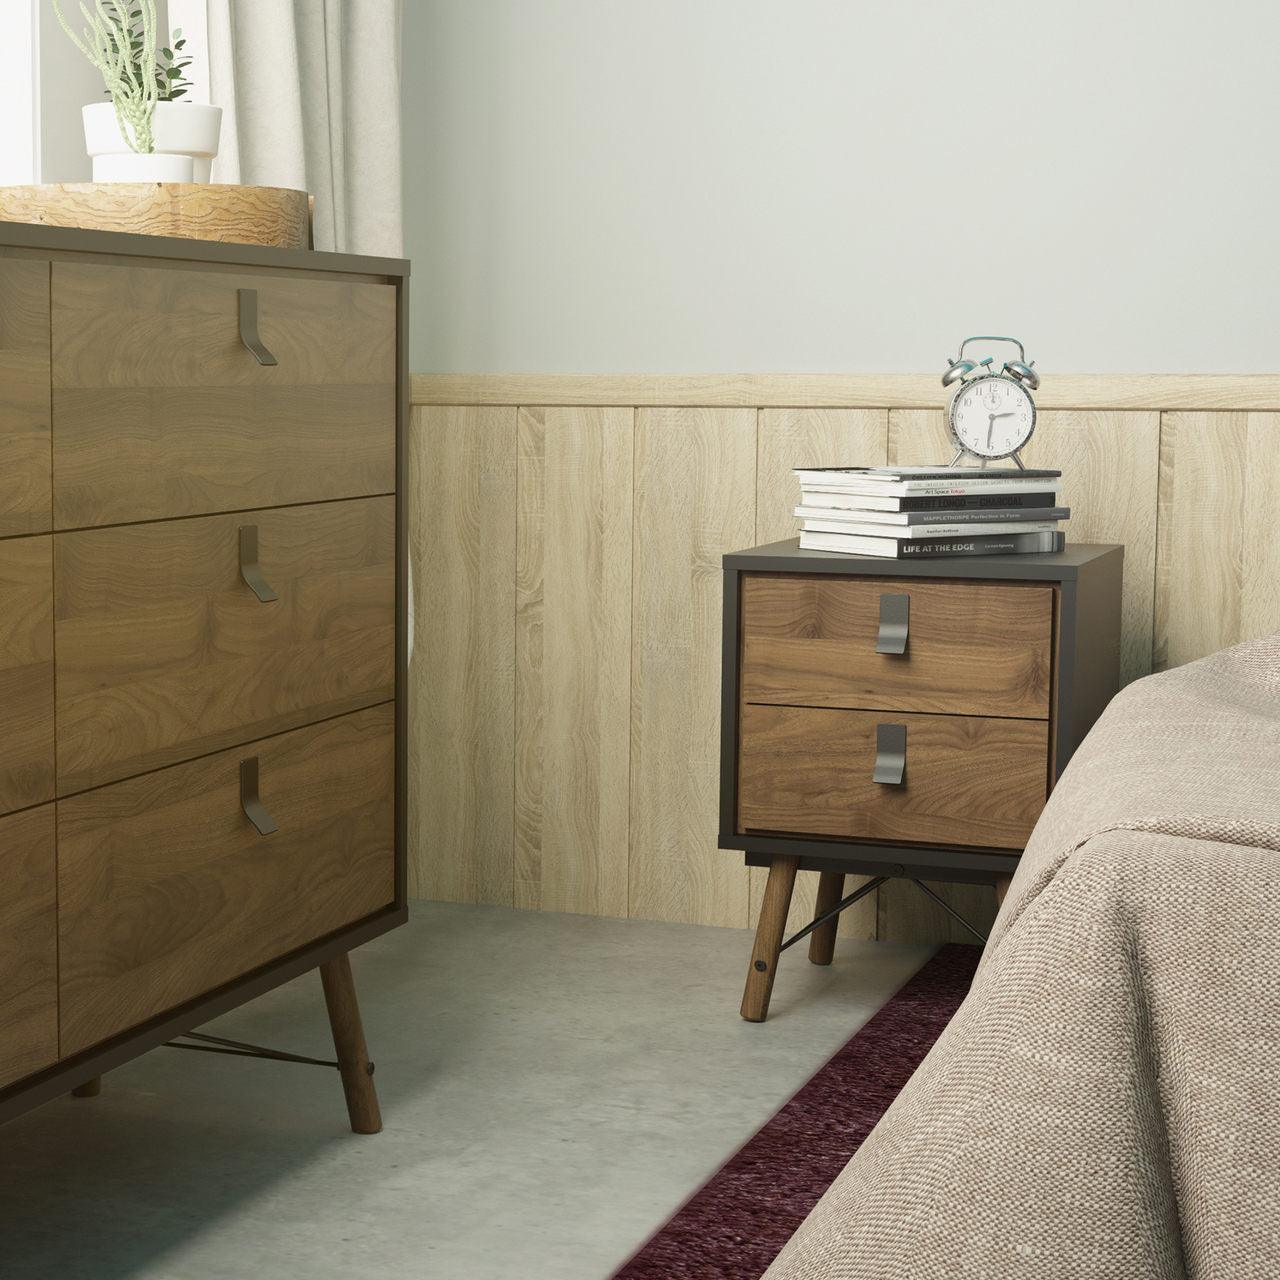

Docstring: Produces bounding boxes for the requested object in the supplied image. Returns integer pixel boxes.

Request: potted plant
[53,0,222,182]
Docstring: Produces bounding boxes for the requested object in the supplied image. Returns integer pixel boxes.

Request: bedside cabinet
[720,539,1123,1021]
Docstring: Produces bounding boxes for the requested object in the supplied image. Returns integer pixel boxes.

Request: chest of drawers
[0,223,407,1131]
[720,539,1122,1021]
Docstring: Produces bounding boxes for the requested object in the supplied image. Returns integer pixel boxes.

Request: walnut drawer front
[51,263,396,527]
[0,260,52,538]
[0,805,58,1089]
[740,574,1053,719]
[58,703,396,1058]
[54,496,395,794]
[738,703,1048,850]
[0,536,55,815]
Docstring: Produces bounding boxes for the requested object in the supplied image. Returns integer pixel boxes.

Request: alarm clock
[940,336,1040,469]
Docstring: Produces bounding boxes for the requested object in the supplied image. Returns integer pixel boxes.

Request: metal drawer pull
[239,525,279,603]
[873,723,907,786]
[240,757,279,836]
[875,592,910,654]
[238,288,278,366]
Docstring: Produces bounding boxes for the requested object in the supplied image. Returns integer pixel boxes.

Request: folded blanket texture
[766,631,1280,1280]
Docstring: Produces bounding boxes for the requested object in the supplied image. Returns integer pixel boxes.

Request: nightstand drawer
[741,573,1053,719]
[55,497,395,794]
[738,703,1048,849]
[57,704,395,1057]
[51,263,396,527]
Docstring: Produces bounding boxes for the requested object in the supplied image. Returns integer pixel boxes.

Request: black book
[798,530,1067,560]
[859,491,1062,513]
[794,465,1063,483]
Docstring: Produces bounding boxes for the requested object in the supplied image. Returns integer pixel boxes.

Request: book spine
[893,481,1061,496]
[792,469,1061,482]
[895,492,1060,512]
[896,532,1065,557]
[795,505,1071,525]
[899,506,1069,526]
[802,521,1060,539]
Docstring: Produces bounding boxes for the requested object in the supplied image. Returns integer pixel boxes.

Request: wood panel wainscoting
[409,374,1280,945]
[0,223,408,1132]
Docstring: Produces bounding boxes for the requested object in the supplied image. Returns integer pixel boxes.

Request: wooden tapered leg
[741,855,799,1023]
[807,871,847,966]
[995,875,1013,907]
[70,1077,101,1098]
[319,953,382,1134]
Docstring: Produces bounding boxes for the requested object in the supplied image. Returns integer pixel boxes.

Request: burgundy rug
[611,944,981,1280]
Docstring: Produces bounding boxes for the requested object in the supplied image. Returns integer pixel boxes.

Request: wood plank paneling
[755,408,888,545]
[752,409,888,939]
[404,382,1273,948]
[409,406,517,905]
[1155,413,1280,669]
[1027,411,1160,687]
[0,260,51,538]
[412,372,1280,412]
[515,408,633,916]
[630,408,756,927]
[0,537,55,815]
[0,805,57,1090]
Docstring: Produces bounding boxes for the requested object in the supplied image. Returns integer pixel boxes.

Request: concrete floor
[0,903,934,1280]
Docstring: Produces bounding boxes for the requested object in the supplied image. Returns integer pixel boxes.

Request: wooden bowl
[0,183,312,250]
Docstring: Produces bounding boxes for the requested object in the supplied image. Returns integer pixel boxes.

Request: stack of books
[794,466,1068,559]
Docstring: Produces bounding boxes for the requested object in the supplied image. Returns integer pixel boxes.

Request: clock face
[949,375,1036,459]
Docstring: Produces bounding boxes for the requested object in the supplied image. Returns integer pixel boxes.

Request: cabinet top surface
[726,538,1123,580]
[0,218,408,279]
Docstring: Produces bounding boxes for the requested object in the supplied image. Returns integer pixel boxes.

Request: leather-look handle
[872,723,907,786]
[240,757,279,835]
[876,593,909,655]
[239,525,278,603]
[238,288,278,366]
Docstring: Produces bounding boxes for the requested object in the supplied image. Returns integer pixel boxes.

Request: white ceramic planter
[91,151,196,182]
[83,101,223,183]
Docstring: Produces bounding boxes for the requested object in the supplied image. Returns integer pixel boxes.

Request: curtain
[206,0,402,256]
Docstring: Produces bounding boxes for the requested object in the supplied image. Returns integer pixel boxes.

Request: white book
[799,529,1066,559]
[801,518,1061,539]
[799,476,1063,498]
[795,503,1072,526]
[793,465,1062,496]
[794,488,1062,512]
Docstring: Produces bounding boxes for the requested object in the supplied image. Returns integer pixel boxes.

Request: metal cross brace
[910,879,990,943]
[780,875,888,952]
[779,874,991,952]
[163,1030,344,1071]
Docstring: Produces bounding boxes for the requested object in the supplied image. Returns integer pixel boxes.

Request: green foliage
[104,10,194,101]
[51,0,199,153]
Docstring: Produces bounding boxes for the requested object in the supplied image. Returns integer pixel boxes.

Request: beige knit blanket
[766,631,1280,1280]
